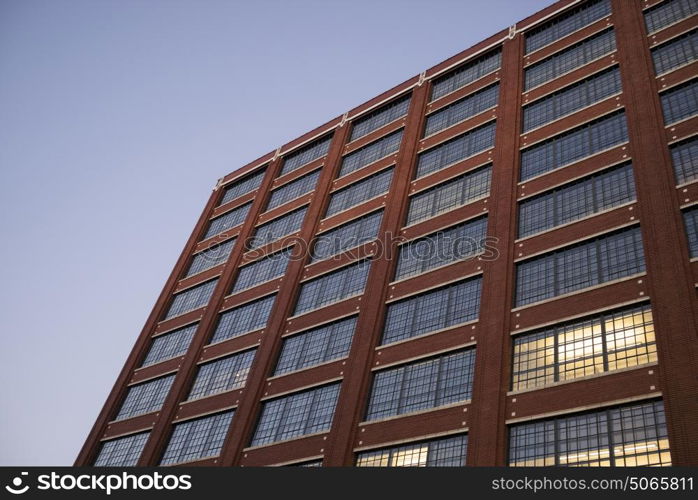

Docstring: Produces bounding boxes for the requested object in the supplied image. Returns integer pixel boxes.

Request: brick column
[219,124,351,466]
[465,32,524,466]
[322,83,430,466]
[611,0,698,466]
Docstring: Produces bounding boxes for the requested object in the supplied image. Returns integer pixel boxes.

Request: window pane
[350,94,411,141]
[94,432,150,466]
[209,294,276,344]
[160,411,234,465]
[188,349,256,400]
[280,135,333,176]
[356,434,468,467]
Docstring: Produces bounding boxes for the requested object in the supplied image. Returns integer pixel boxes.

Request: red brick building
[77,0,698,467]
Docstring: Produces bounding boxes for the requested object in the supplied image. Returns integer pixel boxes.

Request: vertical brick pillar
[220,124,351,466]
[135,161,280,465]
[611,0,698,466]
[74,186,222,466]
[321,83,430,466]
[465,32,524,466]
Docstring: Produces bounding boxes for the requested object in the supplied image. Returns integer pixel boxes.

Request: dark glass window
[266,169,321,210]
[525,0,611,54]
[406,165,491,226]
[356,434,468,467]
[185,238,235,277]
[683,206,698,257]
[512,304,657,391]
[395,216,488,280]
[424,83,499,137]
[340,130,403,177]
[94,432,150,466]
[431,49,502,101]
[515,226,645,307]
[671,135,698,184]
[187,349,256,400]
[249,207,307,249]
[416,122,496,178]
[520,111,628,181]
[164,279,218,320]
[115,375,175,421]
[311,210,383,262]
[661,79,698,124]
[160,411,234,465]
[141,323,197,367]
[274,316,357,375]
[350,94,411,141]
[365,349,476,421]
[294,259,371,315]
[509,400,671,466]
[219,169,265,206]
[524,29,616,90]
[644,0,698,34]
[382,277,482,345]
[523,66,622,132]
[518,162,636,238]
[251,383,341,446]
[652,29,697,75]
[231,248,293,292]
[325,167,393,217]
[209,294,276,344]
[280,135,333,176]
[202,202,251,241]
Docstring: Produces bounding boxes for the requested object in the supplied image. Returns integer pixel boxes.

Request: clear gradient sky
[0,0,552,465]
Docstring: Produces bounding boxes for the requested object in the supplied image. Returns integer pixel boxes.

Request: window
[219,169,266,206]
[94,432,150,466]
[424,83,499,137]
[289,460,323,467]
[515,226,645,307]
[518,162,636,238]
[311,210,383,262]
[644,0,698,34]
[266,169,321,211]
[231,248,293,292]
[209,294,276,344]
[525,0,611,54]
[508,399,671,466]
[141,323,197,367]
[661,79,698,124]
[185,238,236,277]
[365,349,476,421]
[524,29,616,90]
[356,434,468,467]
[382,277,482,345]
[164,279,218,320]
[520,111,628,181]
[202,203,251,241]
[249,207,307,249]
[512,304,657,391]
[294,259,371,315]
[250,383,341,446]
[406,165,492,226]
[431,49,502,101]
[416,122,496,179]
[350,94,411,141]
[325,167,394,217]
[280,135,333,176]
[187,349,256,400]
[274,316,357,375]
[671,135,698,184]
[523,66,622,132]
[160,411,234,465]
[652,29,697,75]
[340,129,403,177]
[394,216,488,280]
[683,206,698,257]
[114,375,175,421]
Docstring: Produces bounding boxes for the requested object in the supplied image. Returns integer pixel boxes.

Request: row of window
[248,206,307,249]
[311,210,383,263]
[350,94,411,142]
[424,83,499,138]
[661,78,698,125]
[652,29,697,76]
[266,169,320,211]
[98,359,668,466]
[339,129,403,178]
[644,0,697,35]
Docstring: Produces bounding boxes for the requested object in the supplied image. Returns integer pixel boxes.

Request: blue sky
[0,0,552,465]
